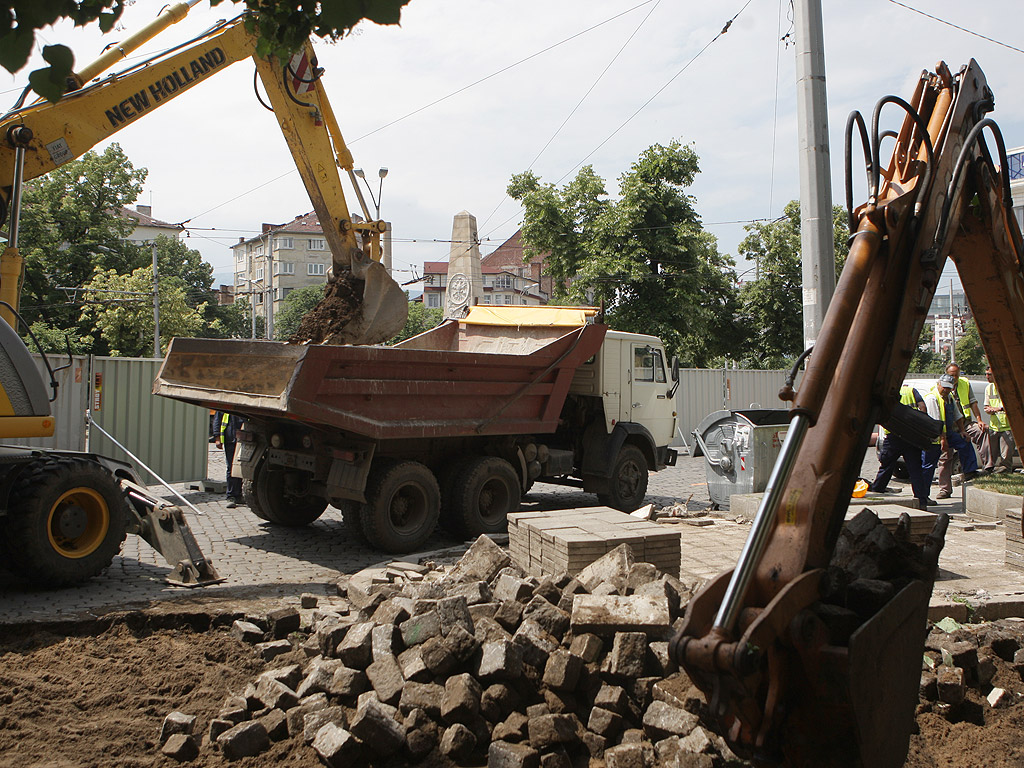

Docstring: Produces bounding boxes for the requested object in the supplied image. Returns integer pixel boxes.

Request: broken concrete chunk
[452,534,512,582]
[441,673,483,725]
[569,633,604,663]
[477,639,524,681]
[522,595,570,639]
[160,733,199,762]
[587,706,623,738]
[440,722,477,760]
[513,619,560,669]
[542,649,583,691]
[266,606,301,639]
[438,595,475,636]
[336,622,374,668]
[254,677,299,711]
[371,623,402,661]
[528,713,579,749]
[301,593,319,609]
[453,580,493,605]
[230,620,264,644]
[444,622,481,663]
[987,687,1009,708]
[349,695,407,756]
[366,654,405,706]
[577,544,634,593]
[397,646,431,683]
[494,574,534,603]
[493,711,530,742]
[626,562,660,591]
[494,600,526,631]
[419,635,457,677]
[160,711,196,744]
[258,708,289,741]
[371,599,411,627]
[642,700,698,740]
[936,666,966,705]
[609,632,649,678]
[400,610,442,647]
[481,683,517,724]
[488,740,541,768]
[399,681,445,719]
[327,665,367,701]
[216,720,270,760]
[302,706,347,745]
[312,723,362,767]
[255,639,292,662]
[571,594,671,635]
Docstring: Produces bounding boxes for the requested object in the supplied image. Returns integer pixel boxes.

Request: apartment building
[231,211,331,334]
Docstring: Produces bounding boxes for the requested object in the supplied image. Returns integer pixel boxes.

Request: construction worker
[921,374,955,506]
[935,363,983,498]
[214,411,245,508]
[984,366,1015,473]
[869,384,930,508]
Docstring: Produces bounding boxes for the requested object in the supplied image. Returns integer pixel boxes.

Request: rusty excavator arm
[0,0,407,345]
[670,60,1024,768]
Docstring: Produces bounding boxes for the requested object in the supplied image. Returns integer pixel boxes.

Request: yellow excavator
[0,1,408,586]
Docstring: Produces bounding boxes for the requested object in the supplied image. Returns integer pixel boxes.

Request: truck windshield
[634,347,666,383]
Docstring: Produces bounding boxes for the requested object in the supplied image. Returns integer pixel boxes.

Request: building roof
[482,230,545,268]
[234,211,325,247]
[120,206,183,231]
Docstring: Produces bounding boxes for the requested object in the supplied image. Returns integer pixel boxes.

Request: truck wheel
[598,444,648,512]
[5,458,127,587]
[362,460,440,553]
[254,466,328,526]
[451,456,521,537]
[242,478,271,521]
[331,499,368,543]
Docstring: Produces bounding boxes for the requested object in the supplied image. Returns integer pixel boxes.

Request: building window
[255,267,265,281]
[308,238,326,250]
[277,287,293,301]
[275,261,295,275]
[254,245,264,257]
[482,295,491,304]
[308,263,326,276]
[495,274,513,289]
[427,292,440,308]
[276,237,293,250]
[255,292,264,305]
[520,297,528,305]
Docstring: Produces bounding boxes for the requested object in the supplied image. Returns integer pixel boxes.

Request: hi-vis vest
[927,386,948,444]
[882,385,920,436]
[987,382,1010,432]
[954,378,973,421]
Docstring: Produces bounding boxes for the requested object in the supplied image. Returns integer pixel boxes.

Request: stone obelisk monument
[444,211,483,319]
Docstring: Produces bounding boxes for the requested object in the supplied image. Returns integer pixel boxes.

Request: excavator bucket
[292,262,408,346]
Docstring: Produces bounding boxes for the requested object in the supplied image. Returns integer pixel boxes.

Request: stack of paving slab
[507,508,681,579]
[1007,505,1024,572]
[850,504,937,545]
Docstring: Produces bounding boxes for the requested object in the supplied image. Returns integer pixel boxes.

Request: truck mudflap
[120,479,223,587]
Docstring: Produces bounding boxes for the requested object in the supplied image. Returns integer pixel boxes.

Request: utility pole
[949,279,956,364]
[152,242,161,357]
[794,0,835,349]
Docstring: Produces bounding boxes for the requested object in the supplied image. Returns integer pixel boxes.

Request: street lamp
[353,167,388,219]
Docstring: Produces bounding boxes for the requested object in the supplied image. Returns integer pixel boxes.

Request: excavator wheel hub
[55,504,88,538]
[46,487,110,558]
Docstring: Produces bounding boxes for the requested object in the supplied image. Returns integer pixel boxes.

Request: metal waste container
[692,409,791,509]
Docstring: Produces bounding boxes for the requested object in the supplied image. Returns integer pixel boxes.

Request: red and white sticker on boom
[289,51,316,95]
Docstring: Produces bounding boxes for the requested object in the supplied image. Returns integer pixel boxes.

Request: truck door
[629,343,675,446]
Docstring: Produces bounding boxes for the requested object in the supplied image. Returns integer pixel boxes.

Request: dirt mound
[289,274,364,347]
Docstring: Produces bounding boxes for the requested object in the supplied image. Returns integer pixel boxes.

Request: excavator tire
[360,459,440,553]
[597,443,648,512]
[5,457,127,587]
[252,465,327,527]
[449,456,520,537]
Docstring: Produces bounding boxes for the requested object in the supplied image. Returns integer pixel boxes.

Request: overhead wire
[886,1,1024,55]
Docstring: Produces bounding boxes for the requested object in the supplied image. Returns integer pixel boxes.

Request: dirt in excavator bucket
[290,264,408,346]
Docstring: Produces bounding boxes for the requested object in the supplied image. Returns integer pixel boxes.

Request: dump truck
[155,305,679,553]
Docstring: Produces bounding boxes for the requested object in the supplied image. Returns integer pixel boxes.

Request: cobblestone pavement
[0,445,1021,624]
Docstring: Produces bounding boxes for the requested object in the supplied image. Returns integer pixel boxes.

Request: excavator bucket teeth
[293,262,408,346]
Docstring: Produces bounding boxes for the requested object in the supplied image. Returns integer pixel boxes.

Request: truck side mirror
[668,356,680,398]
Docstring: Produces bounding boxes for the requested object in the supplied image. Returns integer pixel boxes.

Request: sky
[6,0,1023,292]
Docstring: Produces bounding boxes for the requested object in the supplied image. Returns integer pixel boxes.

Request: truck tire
[598,443,648,512]
[450,456,521,537]
[5,457,127,587]
[331,499,368,543]
[242,478,271,521]
[251,464,327,527]
[361,459,440,553]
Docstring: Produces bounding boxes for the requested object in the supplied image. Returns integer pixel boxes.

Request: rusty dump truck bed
[154,311,607,440]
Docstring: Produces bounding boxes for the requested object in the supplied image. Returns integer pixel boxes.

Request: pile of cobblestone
[158,535,742,767]
[920,618,1024,716]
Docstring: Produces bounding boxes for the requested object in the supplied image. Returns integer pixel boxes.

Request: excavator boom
[671,60,1024,767]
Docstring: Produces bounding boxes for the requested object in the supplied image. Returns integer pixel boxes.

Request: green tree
[1,0,411,102]
[274,284,325,340]
[908,323,943,374]
[953,319,985,375]
[388,297,443,345]
[79,266,206,356]
[509,140,739,366]
[18,144,147,337]
[21,320,93,355]
[734,200,850,368]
